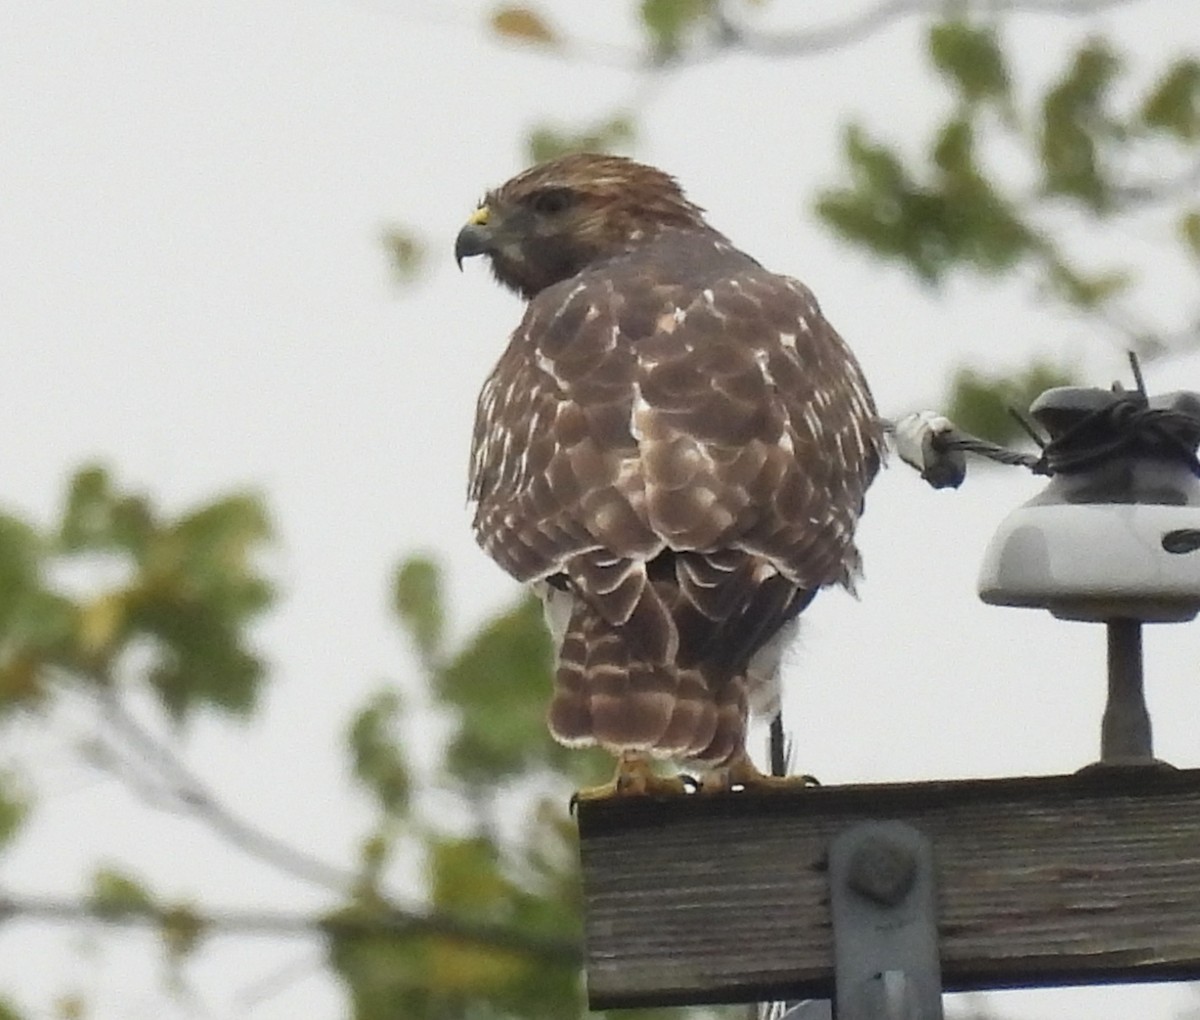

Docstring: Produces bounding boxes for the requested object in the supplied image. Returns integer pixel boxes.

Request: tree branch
[0,892,583,965]
[510,0,1153,70]
[79,690,584,966]
[706,0,1150,62]
[1112,157,1200,209]
[94,689,361,896]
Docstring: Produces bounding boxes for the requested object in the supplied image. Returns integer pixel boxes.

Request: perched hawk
[455,154,883,794]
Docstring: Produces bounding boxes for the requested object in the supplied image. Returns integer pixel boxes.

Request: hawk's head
[455,153,709,299]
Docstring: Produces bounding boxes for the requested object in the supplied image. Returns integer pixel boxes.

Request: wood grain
[576,767,1200,1008]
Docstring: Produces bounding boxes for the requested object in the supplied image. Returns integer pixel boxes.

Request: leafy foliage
[90,866,156,919]
[381,227,428,284]
[527,115,636,164]
[1,466,272,722]
[819,119,1036,285]
[823,22,1197,309]
[0,774,27,850]
[159,904,205,964]
[640,0,714,61]
[393,557,444,665]
[1039,39,1122,212]
[348,689,411,816]
[335,556,691,1018]
[945,361,1076,445]
[928,20,1011,108]
[1181,209,1200,262]
[1139,58,1200,141]
[490,5,559,48]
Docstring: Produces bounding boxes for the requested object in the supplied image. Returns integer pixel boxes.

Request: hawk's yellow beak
[455,206,493,269]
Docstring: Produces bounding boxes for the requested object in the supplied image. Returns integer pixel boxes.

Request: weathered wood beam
[576,767,1200,1009]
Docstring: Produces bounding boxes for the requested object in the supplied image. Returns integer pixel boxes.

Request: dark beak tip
[454,223,490,270]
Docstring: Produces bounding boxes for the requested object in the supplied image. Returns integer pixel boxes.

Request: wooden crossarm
[576,767,1200,1008]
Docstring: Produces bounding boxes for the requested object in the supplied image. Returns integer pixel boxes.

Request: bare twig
[1112,157,1200,208]
[236,949,326,1010]
[0,892,583,965]
[80,689,584,966]
[94,689,359,895]
[504,0,1152,69]
[725,0,1152,60]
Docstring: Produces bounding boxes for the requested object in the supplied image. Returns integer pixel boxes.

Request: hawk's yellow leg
[699,750,819,794]
[573,751,694,804]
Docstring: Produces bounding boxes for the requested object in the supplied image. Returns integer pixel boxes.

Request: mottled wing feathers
[468,226,881,764]
[469,229,881,595]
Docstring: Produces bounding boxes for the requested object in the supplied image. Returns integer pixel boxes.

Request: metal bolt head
[846,834,917,906]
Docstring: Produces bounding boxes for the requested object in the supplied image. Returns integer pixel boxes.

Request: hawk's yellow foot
[572,752,695,807]
[700,751,820,794]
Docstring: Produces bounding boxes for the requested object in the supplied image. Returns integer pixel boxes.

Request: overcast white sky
[2,2,1199,1018]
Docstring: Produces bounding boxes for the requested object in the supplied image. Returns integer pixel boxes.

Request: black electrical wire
[920,393,1200,481]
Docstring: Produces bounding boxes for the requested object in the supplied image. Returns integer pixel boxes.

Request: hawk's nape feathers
[457,153,883,774]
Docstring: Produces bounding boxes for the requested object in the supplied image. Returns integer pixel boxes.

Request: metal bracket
[776,1000,833,1019]
[828,821,944,1020]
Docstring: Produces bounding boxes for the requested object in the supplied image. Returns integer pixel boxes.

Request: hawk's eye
[528,188,575,215]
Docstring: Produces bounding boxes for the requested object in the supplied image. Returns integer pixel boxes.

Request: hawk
[455,153,883,795]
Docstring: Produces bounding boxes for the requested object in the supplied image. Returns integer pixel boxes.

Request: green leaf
[429,836,508,914]
[1043,257,1131,308]
[0,773,29,850]
[159,903,205,962]
[1180,209,1200,261]
[640,0,712,60]
[1140,58,1200,140]
[358,830,392,888]
[436,595,557,782]
[489,5,558,47]
[380,227,426,285]
[818,121,1034,283]
[141,618,265,721]
[945,361,1078,445]
[90,866,156,918]
[928,20,1010,106]
[818,124,944,280]
[57,466,154,560]
[54,994,84,1020]
[58,465,115,552]
[130,579,266,720]
[123,492,272,721]
[327,920,431,1020]
[166,494,271,605]
[1039,38,1122,211]
[0,996,27,1020]
[527,114,635,164]
[348,689,410,816]
[0,515,75,710]
[392,557,443,662]
[0,652,46,711]
[326,897,562,1020]
[0,514,42,633]
[932,116,975,176]
[76,592,128,661]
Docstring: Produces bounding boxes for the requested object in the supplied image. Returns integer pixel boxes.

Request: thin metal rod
[769,714,787,777]
[1101,618,1153,763]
